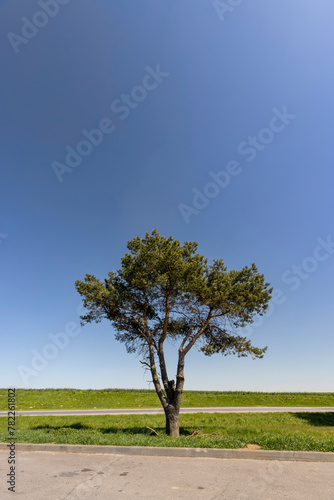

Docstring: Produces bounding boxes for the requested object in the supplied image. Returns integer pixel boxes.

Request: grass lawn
[1,389,334,411]
[1,412,334,452]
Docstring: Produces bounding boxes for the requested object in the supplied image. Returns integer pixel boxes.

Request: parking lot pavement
[1,450,333,499]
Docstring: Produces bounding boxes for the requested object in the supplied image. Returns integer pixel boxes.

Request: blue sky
[1,0,333,391]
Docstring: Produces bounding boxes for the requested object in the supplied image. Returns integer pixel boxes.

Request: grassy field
[1,389,334,411]
[1,412,334,452]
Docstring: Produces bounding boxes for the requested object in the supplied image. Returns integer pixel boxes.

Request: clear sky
[1,0,333,392]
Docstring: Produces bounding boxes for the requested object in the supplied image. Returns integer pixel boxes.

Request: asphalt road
[0,406,333,417]
[1,450,333,499]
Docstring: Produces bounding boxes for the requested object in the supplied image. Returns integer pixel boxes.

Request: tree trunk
[163,350,185,437]
[165,405,180,437]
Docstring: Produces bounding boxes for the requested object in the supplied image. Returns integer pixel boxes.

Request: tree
[75,230,272,437]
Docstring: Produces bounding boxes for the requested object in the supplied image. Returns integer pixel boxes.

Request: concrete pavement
[1,442,334,462]
[1,406,333,417]
[1,449,333,499]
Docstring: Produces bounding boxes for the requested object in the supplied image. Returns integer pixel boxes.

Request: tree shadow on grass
[101,425,196,435]
[99,426,165,435]
[294,413,334,426]
[31,423,196,437]
[31,423,167,435]
[32,423,91,431]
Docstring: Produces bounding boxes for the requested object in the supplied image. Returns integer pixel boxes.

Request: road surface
[0,449,333,499]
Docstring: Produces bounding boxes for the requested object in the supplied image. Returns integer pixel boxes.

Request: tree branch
[179,326,196,350]
[139,360,150,369]
[148,344,168,410]
[105,305,151,345]
[183,308,214,356]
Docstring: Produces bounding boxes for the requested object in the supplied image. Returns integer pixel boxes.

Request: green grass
[1,389,334,411]
[1,412,334,452]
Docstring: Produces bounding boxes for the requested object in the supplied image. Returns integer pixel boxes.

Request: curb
[1,443,334,462]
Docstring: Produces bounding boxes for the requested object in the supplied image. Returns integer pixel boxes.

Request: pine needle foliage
[75,230,272,435]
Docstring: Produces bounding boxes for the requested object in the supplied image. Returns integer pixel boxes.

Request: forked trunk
[165,405,180,437]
